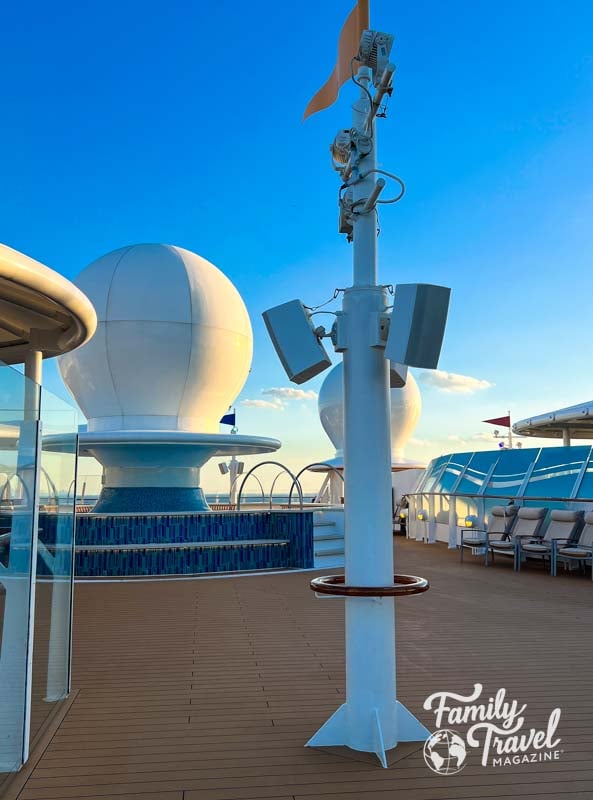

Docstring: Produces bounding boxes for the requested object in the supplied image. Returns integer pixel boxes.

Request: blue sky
[2,0,593,491]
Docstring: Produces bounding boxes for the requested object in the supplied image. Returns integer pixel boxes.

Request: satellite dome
[58,244,252,433]
[318,362,421,460]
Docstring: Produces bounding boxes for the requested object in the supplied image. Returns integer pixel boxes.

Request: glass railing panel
[523,445,590,500]
[28,387,78,742]
[574,448,593,499]
[0,363,40,773]
[455,451,499,495]
[483,448,537,497]
[440,451,473,493]
[420,454,451,493]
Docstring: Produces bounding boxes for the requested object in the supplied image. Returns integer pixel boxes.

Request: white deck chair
[553,511,593,578]
[517,509,583,573]
[460,505,517,565]
[489,506,546,568]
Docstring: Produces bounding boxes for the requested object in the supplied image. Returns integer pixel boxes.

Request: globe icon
[423,729,467,775]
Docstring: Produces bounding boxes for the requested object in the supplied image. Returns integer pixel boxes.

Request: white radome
[318,362,422,461]
[58,244,253,433]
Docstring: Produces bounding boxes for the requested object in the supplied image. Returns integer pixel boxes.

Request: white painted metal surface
[306,66,429,767]
[0,243,97,364]
[514,400,593,441]
[44,431,281,491]
[56,244,280,504]
[58,245,253,433]
[318,361,423,465]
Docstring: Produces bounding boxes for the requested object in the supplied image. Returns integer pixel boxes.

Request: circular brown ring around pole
[310,574,429,597]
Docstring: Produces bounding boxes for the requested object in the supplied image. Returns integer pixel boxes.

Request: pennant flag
[483,415,511,428]
[220,411,236,426]
[303,0,369,120]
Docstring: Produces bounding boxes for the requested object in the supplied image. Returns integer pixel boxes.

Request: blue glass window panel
[524,445,590,499]
[440,452,473,493]
[573,448,593,499]
[421,455,451,492]
[484,448,538,497]
[455,451,499,495]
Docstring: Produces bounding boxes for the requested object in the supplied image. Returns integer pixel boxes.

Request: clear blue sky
[2,0,593,490]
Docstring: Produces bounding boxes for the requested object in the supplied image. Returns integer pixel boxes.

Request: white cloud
[241,387,317,412]
[447,432,495,445]
[241,399,284,411]
[417,370,494,394]
[409,437,432,447]
[262,387,318,401]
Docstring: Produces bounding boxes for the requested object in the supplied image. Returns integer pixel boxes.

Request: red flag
[483,416,511,428]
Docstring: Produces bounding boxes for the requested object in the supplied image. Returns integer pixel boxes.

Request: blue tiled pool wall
[92,486,210,514]
[76,542,289,577]
[74,512,314,576]
[37,513,74,577]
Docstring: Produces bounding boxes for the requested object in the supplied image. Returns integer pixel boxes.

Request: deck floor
[5,539,593,800]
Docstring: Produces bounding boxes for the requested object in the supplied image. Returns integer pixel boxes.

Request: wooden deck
[4,539,593,800]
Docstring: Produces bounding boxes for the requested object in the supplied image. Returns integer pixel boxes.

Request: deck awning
[513,401,593,440]
[0,243,97,364]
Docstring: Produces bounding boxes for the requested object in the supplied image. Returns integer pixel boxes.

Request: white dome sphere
[318,362,421,459]
[58,244,252,433]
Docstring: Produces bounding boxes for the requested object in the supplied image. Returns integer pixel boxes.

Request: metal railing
[403,490,593,547]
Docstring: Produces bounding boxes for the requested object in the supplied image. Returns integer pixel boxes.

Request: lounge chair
[517,509,583,573]
[460,505,517,565]
[552,511,593,578]
[489,506,546,569]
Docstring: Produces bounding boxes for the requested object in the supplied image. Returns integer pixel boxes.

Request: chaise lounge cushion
[557,546,591,558]
[521,542,549,553]
[550,509,581,522]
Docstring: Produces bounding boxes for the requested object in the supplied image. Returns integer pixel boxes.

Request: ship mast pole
[307,62,429,766]
[508,409,513,449]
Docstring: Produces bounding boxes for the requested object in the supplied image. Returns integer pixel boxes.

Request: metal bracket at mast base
[306,700,430,768]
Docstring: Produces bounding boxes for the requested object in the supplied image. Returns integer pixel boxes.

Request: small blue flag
[220,411,236,426]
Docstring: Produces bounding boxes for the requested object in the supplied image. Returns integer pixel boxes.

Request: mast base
[306,700,430,768]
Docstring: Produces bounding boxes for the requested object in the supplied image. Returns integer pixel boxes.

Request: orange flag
[303,0,370,120]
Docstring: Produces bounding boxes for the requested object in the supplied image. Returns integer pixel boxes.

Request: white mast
[263,11,449,768]
[306,60,430,765]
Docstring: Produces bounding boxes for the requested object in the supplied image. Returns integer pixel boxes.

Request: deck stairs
[313,508,345,568]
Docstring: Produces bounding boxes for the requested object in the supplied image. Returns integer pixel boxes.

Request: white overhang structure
[513,402,593,446]
[0,243,97,383]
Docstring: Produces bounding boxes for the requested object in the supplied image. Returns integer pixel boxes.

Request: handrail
[405,491,593,503]
[287,462,344,508]
[231,473,265,506]
[310,574,429,597]
[269,470,290,511]
[236,461,304,511]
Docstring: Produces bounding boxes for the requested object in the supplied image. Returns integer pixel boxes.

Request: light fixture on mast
[358,30,394,84]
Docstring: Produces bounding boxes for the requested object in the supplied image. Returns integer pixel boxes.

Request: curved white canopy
[0,243,97,364]
[75,431,281,458]
[513,401,593,440]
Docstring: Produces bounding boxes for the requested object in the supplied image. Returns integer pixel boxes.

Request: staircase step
[314,538,345,555]
[314,532,343,542]
[314,546,345,557]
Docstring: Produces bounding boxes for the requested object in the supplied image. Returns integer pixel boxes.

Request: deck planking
[3,539,593,800]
